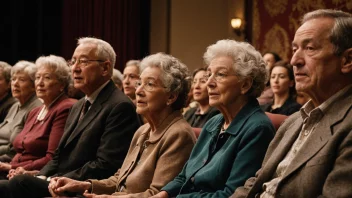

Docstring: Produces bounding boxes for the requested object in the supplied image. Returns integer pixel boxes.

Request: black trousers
[0,175,50,198]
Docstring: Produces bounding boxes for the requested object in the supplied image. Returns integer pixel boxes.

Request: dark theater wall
[0,0,62,65]
[0,0,150,71]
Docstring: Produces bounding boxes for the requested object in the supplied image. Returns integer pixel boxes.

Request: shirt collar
[85,80,110,104]
[300,84,352,121]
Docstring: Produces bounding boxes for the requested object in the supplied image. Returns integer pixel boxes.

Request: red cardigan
[10,95,76,170]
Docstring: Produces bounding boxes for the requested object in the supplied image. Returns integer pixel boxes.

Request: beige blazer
[233,86,352,198]
[90,111,196,198]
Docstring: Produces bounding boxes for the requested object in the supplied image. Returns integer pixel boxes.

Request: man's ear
[341,48,352,74]
[167,92,178,106]
[241,77,253,95]
[101,61,111,76]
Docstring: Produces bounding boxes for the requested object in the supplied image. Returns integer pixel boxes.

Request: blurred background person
[0,61,42,163]
[154,39,275,198]
[48,53,196,198]
[262,52,282,71]
[0,62,17,123]
[184,68,220,137]
[0,55,77,180]
[261,61,301,116]
[258,52,282,105]
[122,60,141,104]
[112,68,123,90]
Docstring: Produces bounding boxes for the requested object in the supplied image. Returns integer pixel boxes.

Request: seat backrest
[265,112,288,131]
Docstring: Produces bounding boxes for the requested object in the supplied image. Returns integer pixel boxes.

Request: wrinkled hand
[7,169,16,179]
[83,191,120,198]
[48,177,91,197]
[7,167,40,180]
[0,162,11,171]
[150,191,169,198]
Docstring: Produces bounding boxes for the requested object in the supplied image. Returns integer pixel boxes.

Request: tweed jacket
[10,95,76,170]
[232,86,352,198]
[38,81,141,180]
[89,111,196,198]
[162,99,275,198]
[0,93,17,123]
[0,95,42,159]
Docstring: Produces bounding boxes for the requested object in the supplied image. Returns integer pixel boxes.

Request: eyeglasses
[135,80,166,92]
[67,59,105,68]
[204,71,237,82]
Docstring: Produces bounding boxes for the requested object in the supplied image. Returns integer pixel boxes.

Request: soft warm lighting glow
[231,18,242,29]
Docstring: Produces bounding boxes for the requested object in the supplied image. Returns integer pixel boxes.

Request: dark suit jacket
[39,81,141,180]
[233,86,352,198]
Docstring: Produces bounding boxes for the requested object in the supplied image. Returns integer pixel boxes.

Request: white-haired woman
[0,61,42,164]
[0,55,76,179]
[0,61,17,123]
[112,68,123,90]
[154,39,275,198]
[48,53,196,198]
[122,60,141,104]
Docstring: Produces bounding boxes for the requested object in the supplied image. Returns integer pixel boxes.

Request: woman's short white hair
[112,68,123,86]
[125,60,141,74]
[140,53,191,110]
[77,37,116,75]
[11,61,37,82]
[0,61,12,83]
[204,39,267,98]
[35,55,71,92]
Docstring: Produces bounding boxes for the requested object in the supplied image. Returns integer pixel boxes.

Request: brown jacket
[89,111,196,197]
[232,86,352,198]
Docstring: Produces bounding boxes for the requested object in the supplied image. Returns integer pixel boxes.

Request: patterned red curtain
[61,0,150,71]
[247,0,352,61]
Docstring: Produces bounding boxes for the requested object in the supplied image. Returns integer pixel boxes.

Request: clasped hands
[48,177,120,198]
[0,163,38,179]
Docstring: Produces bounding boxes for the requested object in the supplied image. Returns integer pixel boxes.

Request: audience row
[0,8,350,198]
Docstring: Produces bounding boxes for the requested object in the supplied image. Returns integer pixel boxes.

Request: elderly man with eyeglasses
[0,37,141,198]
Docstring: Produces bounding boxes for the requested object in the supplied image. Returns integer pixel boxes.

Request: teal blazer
[162,99,275,198]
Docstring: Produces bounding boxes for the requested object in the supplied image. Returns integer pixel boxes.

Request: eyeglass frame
[67,59,107,68]
[203,70,239,82]
[134,80,167,92]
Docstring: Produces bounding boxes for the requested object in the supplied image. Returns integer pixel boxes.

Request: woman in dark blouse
[261,61,301,116]
[184,68,219,128]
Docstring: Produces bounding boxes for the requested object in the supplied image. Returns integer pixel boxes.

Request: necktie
[80,100,91,120]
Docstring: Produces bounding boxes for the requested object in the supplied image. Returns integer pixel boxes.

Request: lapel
[64,81,115,147]
[281,86,352,180]
[28,95,68,131]
[116,111,183,184]
[117,126,149,184]
[57,99,82,148]
[256,117,302,184]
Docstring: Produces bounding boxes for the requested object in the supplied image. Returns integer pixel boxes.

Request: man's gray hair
[78,37,116,75]
[302,9,352,56]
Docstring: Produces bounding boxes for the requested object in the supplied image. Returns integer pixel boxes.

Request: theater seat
[265,112,288,131]
[192,127,202,138]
